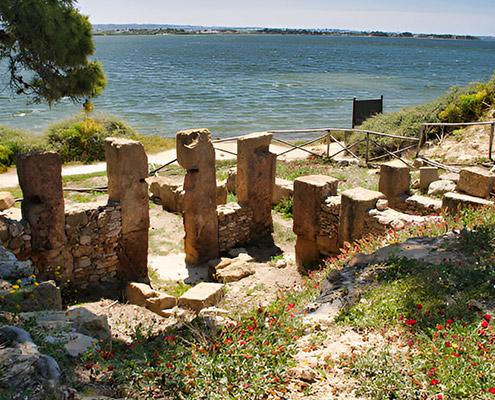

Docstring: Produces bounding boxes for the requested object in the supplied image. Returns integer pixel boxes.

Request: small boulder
[428,180,456,196]
[215,261,255,283]
[0,192,15,211]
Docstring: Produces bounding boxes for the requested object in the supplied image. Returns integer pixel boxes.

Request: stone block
[272,178,293,205]
[339,187,385,246]
[295,236,321,272]
[178,282,224,313]
[378,159,410,207]
[428,180,456,196]
[148,176,184,212]
[215,261,255,283]
[125,282,176,314]
[176,128,215,170]
[419,167,439,190]
[146,292,176,314]
[316,235,339,256]
[293,175,339,239]
[404,194,443,216]
[440,172,460,183]
[0,192,15,211]
[0,280,62,312]
[236,132,276,241]
[457,166,495,199]
[442,192,494,215]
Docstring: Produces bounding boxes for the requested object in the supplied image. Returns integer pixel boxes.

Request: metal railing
[417,121,495,161]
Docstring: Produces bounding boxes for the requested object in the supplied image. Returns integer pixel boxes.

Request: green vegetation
[359,73,495,140]
[335,207,495,399]
[0,0,106,105]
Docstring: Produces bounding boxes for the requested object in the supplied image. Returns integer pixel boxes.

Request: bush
[0,126,44,168]
[45,113,136,163]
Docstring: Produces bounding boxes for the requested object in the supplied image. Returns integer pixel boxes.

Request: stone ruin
[0,138,150,298]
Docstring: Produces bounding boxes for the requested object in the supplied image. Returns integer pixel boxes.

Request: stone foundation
[217,202,253,253]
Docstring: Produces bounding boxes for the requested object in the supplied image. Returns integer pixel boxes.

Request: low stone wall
[319,196,341,238]
[0,217,31,260]
[217,202,252,253]
[65,202,122,287]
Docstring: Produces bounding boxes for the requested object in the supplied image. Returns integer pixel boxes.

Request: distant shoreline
[93,26,481,40]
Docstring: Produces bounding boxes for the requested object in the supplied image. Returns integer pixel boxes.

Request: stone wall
[0,217,31,260]
[217,202,253,253]
[65,202,122,287]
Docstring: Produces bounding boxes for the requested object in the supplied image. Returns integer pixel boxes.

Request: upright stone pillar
[378,159,410,208]
[293,175,338,271]
[339,187,385,247]
[16,151,67,278]
[105,138,149,283]
[176,129,219,264]
[236,132,276,241]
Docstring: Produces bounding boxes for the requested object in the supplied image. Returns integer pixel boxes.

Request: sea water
[1,34,494,139]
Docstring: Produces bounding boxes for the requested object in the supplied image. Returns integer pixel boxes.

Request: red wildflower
[427,367,438,377]
[416,304,423,309]
[85,363,94,370]
[288,303,295,309]
[439,310,445,315]
[130,343,135,348]
[481,320,489,329]
[447,319,454,324]
[405,320,417,325]
[452,352,460,358]
[431,379,440,385]
[445,341,451,348]
[484,314,491,322]
[437,395,443,399]
[489,388,495,394]
[247,326,254,331]
[238,340,246,345]
[458,261,463,265]
[107,365,114,371]
[166,363,172,368]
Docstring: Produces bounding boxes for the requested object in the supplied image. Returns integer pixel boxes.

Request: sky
[75,0,495,36]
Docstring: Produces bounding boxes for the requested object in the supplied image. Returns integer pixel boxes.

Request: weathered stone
[215,261,255,283]
[419,167,439,190]
[105,138,149,283]
[440,172,460,183]
[428,180,456,196]
[65,211,89,227]
[125,282,158,307]
[442,192,494,214]
[0,192,15,211]
[177,129,219,264]
[0,326,60,395]
[217,202,252,252]
[375,199,389,211]
[316,235,339,256]
[148,176,184,212]
[378,159,410,207]
[293,175,339,238]
[404,194,443,216]
[236,132,276,241]
[339,187,385,246]
[146,292,176,313]
[0,280,62,312]
[16,152,66,269]
[272,178,293,205]
[64,332,98,357]
[295,236,321,272]
[457,166,495,199]
[226,167,237,193]
[0,244,34,279]
[178,282,224,313]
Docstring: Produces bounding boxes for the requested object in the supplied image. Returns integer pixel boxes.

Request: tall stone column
[16,151,69,279]
[176,128,219,265]
[236,132,276,241]
[105,138,149,283]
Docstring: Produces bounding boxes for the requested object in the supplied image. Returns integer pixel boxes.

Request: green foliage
[45,113,136,163]
[0,0,106,104]
[273,196,293,219]
[0,125,44,167]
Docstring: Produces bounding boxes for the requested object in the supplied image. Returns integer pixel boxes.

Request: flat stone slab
[215,261,255,283]
[178,282,224,313]
[404,194,443,214]
[443,191,494,214]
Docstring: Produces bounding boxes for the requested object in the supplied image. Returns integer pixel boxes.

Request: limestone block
[178,282,224,313]
[176,128,215,170]
[339,187,385,246]
[236,132,276,241]
[215,261,255,283]
[0,192,15,211]
[378,160,410,207]
[428,180,456,196]
[125,282,157,307]
[295,236,321,272]
[146,292,176,314]
[293,175,339,239]
[457,166,495,199]
[272,178,293,205]
[419,167,439,190]
[148,176,184,212]
[440,172,460,183]
[16,152,66,252]
[404,194,443,215]
[0,280,62,312]
[442,192,493,215]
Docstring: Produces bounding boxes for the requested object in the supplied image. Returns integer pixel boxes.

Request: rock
[215,261,255,283]
[0,280,62,312]
[0,244,34,280]
[0,325,60,395]
[178,282,224,313]
[419,167,439,190]
[440,172,460,183]
[378,159,411,207]
[0,192,15,211]
[64,332,99,357]
[457,166,495,199]
[442,192,494,215]
[375,199,389,211]
[286,365,319,382]
[428,180,456,196]
[272,178,293,205]
[225,167,237,193]
[125,282,175,314]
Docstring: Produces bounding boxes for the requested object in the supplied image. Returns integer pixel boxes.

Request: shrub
[0,126,44,168]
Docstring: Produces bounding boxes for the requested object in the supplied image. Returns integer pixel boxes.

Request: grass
[333,207,495,399]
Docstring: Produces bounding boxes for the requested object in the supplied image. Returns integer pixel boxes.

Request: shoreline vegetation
[93,26,481,40]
